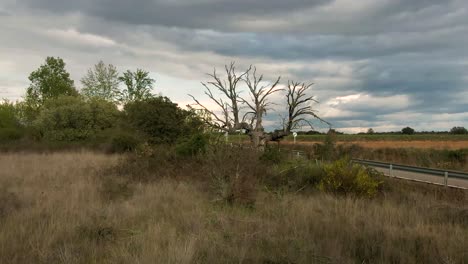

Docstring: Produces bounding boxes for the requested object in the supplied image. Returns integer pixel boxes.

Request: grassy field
[228,134,468,142]
[226,134,468,150]
[1,151,467,263]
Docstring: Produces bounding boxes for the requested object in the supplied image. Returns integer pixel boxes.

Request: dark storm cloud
[16,0,331,30]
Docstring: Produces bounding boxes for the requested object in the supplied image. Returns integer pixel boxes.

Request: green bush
[445,149,466,163]
[124,97,204,145]
[267,160,325,192]
[260,146,284,164]
[320,159,382,197]
[34,96,119,141]
[0,101,24,142]
[176,133,208,157]
[110,132,141,153]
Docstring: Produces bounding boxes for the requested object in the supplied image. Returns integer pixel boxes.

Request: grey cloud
[16,0,330,31]
[15,0,468,35]
[2,0,468,132]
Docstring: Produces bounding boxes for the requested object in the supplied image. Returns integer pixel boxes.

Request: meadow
[228,134,468,149]
[1,150,467,264]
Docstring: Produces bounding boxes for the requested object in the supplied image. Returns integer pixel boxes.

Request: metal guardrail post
[444,171,448,187]
[390,164,393,177]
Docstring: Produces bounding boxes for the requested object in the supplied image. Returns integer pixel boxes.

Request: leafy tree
[81,61,120,102]
[34,96,119,141]
[119,69,155,103]
[401,126,415,135]
[26,57,77,106]
[124,97,203,144]
[450,126,467,134]
[367,128,375,134]
[0,100,24,142]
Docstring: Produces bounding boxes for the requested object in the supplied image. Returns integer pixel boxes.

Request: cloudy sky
[1,0,467,133]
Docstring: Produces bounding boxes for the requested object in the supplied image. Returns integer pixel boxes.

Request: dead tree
[190,64,328,150]
[284,81,329,133]
[240,67,281,149]
[189,62,251,132]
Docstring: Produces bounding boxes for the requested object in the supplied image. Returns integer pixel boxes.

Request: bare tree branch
[200,62,251,130]
[285,80,329,133]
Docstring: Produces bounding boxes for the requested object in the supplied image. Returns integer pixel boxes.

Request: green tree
[367,128,375,134]
[124,97,203,144]
[81,61,120,102]
[26,57,77,106]
[119,69,155,103]
[401,126,415,135]
[34,96,119,141]
[450,126,467,135]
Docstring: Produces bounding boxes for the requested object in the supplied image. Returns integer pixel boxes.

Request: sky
[1,0,467,133]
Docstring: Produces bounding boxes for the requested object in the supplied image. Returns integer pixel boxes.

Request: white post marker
[293,132,298,145]
[389,164,393,177]
[225,131,229,143]
[444,171,448,187]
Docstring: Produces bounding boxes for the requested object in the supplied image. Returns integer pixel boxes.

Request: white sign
[293,132,298,137]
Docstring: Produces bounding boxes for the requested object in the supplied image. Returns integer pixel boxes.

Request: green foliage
[124,96,204,145]
[81,61,120,102]
[34,96,119,141]
[110,132,141,153]
[367,128,375,134]
[311,131,337,161]
[320,159,382,197]
[450,126,467,135]
[444,149,466,163]
[0,101,24,142]
[267,160,325,192]
[26,57,77,106]
[176,133,209,157]
[401,126,415,135]
[119,69,155,103]
[259,146,284,164]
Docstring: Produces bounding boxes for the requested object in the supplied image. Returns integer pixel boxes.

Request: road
[371,166,468,189]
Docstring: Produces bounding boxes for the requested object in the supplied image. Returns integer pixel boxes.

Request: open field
[228,134,468,149]
[287,140,468,150]
[1,151,467,263]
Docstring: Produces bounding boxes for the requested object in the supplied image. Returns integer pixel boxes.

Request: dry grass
[0,151,467,263]
[284,140,468,150]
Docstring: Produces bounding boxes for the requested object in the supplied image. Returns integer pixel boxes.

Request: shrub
[311,132,337,161]
[320,159,382,197]
[124,97,204,145]
[0,101,24,142]
[34,96,119,141]
[206,147,261,206]
[259,146,284,164]
[445,149,466,163]
[176,133,209,157]
[267,160,325,192]
[110,132,141,153]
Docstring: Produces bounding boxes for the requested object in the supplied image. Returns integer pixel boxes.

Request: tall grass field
[1,151,467,263]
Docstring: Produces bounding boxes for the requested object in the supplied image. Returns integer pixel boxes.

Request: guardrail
[352,159,468,188]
